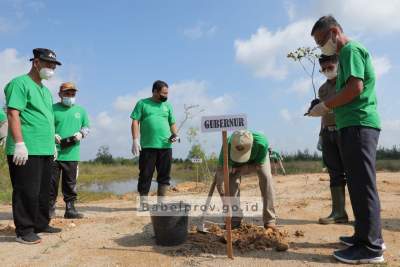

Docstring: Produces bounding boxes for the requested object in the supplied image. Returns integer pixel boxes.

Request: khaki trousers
[215,152,276,225]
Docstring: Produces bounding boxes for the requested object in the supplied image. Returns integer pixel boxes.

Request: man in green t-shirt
[215,130,276,230]
[0,107,7,145]
[268,148,286,175]
[50,82,90,219]
[310,16,385,263]
[130,80,178,206]
[4,48,62,245]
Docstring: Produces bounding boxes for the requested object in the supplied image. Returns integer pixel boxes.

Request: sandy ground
[0,172,399,267]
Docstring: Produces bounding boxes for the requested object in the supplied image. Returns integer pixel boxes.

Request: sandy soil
[0,172,399,267]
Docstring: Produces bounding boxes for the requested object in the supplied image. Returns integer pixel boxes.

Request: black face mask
[159,95,168,102]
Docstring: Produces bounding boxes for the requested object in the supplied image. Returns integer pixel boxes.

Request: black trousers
[7,155,52,236]
[138,148,172,196]
[321,129,346,187]
[50,161,78,203]
[338,126,384,251]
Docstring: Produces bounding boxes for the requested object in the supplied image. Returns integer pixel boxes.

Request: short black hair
[152,80,168,93]
[311,15,343,36]
[319,54,338,65]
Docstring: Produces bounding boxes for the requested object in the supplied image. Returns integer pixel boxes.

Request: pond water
[79,178,178,195]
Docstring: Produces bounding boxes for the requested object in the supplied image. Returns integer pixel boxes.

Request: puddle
[80,178,178,195]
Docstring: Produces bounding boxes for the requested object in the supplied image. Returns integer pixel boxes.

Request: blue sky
[1,0,399,160]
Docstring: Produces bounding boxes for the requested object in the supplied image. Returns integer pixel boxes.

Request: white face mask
[323,65,338,80]
[320,32,337,56]
[62,97,75,106]
[39,68,55,80]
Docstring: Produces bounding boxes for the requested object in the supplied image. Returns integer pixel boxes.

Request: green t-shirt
[335,41,380,130]
[0,108,6,122]
[218,131,269,167]
[4,74,55,155]
[54,103,90,161]
[270,150,282,160]
[130,98,176,149]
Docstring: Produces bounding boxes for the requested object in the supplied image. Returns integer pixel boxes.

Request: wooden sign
[190,158,203,164]
[201,114,247,133]
[200,114,248,259]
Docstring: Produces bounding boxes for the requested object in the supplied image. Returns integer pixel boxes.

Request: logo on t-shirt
[75,112,81,119]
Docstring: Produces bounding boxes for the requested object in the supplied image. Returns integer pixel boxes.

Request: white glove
[80,127,90,138]
[308,102,330,117]
[169,133,180,143]
[73,132,83,141]
[55,134,62,144]
[317,136,323,151]
[13,142,28,166]
[54,146,58,161]
[132,138,141,157]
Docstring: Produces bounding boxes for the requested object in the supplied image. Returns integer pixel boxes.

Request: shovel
[197,179,217,233]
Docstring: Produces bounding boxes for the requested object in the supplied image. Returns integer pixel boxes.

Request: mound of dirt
[0,224,15,234]
[170,182,208,193]
[217,223,289,252]
[169,223,289,257]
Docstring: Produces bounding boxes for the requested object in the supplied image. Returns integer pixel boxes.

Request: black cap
[30,48,62,65]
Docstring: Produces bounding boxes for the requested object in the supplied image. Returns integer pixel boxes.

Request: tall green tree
[95,145,114,164]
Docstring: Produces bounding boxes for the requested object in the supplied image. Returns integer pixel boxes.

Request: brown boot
[157,184,169,203]
[319,186,348,224]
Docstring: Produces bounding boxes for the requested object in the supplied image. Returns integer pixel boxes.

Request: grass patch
[281,161,324,175]
[1,152,399,204]
[78,162,138,183]
[78,191,117,202]
[0,146,11,204]
[376,159,400,172]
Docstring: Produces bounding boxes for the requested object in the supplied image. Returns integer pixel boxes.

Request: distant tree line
[84,144,400,165]
[376,145,400,160]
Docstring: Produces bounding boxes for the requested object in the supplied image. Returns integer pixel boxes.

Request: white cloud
[290,77,312,95]
[83,80,234,160]
[0,17,12,33]
[183,22,217,40]
[26,1,46,12]
[313,0,400,34]
[379,119,400,148]
[382,119,400,131]
[279,103,311,123]
[284,1,296,21]
[372,56,392,79]
[0,49,30,105]
[280,109,292,121]
[0,48,69,105]
[234,19,315,80]
[113,89,149,112]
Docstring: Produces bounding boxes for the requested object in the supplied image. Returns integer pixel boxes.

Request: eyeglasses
[319,65,336,73]
[316,30,332,47]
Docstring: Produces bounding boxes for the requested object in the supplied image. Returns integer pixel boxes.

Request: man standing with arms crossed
[316,54,348,225]
[50,82,90,219]
[4,48,61,244]
[131,80,179,206]
[309,16,385,263]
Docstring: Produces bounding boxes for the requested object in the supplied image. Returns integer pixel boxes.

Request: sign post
[201,114,247,260]
[190,157,203,186]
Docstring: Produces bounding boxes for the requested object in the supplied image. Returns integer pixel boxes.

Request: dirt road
[1,172,399,266]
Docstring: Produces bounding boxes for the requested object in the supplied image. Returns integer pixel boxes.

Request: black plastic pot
[150,202,189,246]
